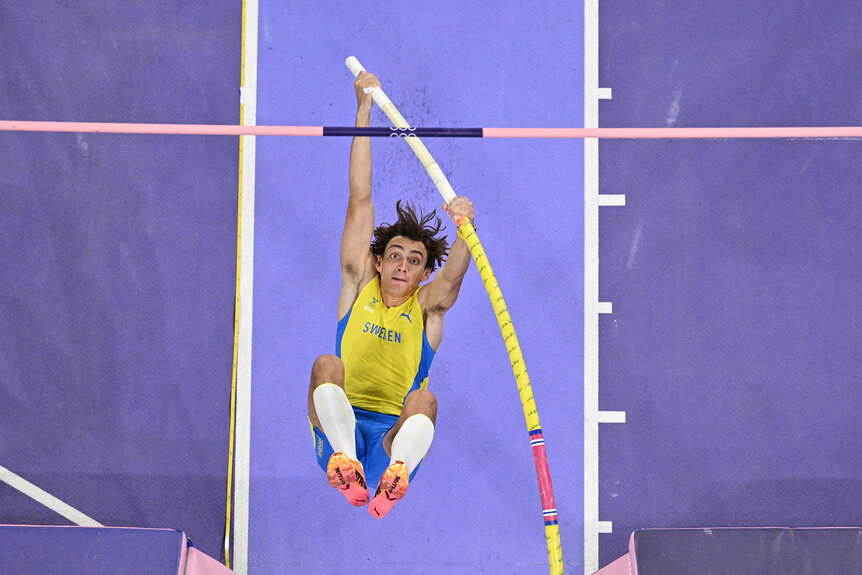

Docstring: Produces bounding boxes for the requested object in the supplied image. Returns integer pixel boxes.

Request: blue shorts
[312,406,421,490]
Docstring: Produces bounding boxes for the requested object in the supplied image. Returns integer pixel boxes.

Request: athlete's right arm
[338,71,380,319]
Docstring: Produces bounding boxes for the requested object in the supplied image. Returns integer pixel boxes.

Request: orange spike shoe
[368,461,409,518]
[326,452,369,506]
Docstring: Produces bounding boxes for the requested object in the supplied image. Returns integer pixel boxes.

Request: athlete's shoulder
[339,272,379,321]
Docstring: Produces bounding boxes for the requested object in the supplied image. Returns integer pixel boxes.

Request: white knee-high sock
[312,383,357,460]
[389,414,435,473]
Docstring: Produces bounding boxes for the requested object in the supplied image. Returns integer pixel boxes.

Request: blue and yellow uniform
[313,276,435,486]
[337,276,435,415]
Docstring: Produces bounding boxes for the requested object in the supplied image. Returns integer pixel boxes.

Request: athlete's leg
[382,389,437,458]
[308,354,368,506]
[384,389,437,468]
[369,390,437,518]
[307,354,345,432]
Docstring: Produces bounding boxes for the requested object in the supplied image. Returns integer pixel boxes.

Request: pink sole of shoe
[327,453,369,507]
[368,462,408,518]
[368,490,399,518]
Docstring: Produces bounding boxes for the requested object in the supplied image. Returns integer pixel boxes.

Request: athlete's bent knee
[312,354,343,373]
[311,355,344,387]
[405,389,437,413]
[313,354,342,368]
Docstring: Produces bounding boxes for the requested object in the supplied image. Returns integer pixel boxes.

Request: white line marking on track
[586,2,627,573]
[0,463,102,527]
[584,0,603,573]
[598,520,614,534]
[597,194,626,206]
[598,411,626,424]
[232,1,259,573]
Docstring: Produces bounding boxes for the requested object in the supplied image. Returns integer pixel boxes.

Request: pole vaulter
[344,56,565,575]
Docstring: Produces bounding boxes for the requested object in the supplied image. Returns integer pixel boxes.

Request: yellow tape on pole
[346,57,564,575]
[456,221,563,574]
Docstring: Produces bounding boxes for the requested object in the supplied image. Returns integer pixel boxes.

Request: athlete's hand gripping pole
[346,57,564,575]
[345,57,459,206]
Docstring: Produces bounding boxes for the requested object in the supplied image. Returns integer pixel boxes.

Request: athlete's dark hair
[371,200,449,271]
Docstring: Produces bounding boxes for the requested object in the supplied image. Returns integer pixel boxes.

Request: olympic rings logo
[389,126,417,138]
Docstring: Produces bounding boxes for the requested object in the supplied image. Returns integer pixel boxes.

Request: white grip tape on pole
[346,56,456,204]
[402,136,456,203]
[345,57,392,109]
[426,163,456,203]
[345,56,364,76]
[371,89,392,108]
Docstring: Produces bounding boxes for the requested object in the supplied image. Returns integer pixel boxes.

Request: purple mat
[594,527,862,575]
[0,525,235,575]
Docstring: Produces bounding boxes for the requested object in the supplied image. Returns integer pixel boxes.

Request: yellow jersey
[336,276,435,416]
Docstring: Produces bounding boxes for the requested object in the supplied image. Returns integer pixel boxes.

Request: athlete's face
[376,236,432,299]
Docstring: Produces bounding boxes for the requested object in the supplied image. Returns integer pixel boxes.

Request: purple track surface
[250,2,584,573]
[1,2,240,560]
[3,2,860,574]
[598,1,862,568]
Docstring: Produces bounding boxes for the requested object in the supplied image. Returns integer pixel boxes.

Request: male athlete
[308,70,475,518]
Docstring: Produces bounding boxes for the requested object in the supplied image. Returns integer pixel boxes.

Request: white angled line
[597,301,613,314]
[597,88,613,100]
[597,194,625,206]
[598,411,626,424]
[0,463,102,527]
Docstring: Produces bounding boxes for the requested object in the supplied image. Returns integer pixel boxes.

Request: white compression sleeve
[312,383,357,460]
[389,414,435,473]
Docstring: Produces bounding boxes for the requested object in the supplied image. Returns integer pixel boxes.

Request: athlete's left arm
[422,197,475,317]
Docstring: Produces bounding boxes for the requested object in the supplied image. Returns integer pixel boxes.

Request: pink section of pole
[531,434,558,524]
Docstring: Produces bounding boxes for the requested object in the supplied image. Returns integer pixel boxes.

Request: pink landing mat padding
[591,552,632,575]
[186,546,237,574]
